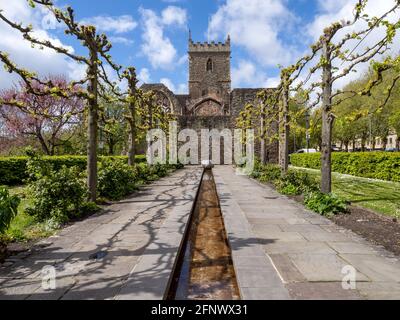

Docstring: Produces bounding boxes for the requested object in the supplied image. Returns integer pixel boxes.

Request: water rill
[168,169,240,300]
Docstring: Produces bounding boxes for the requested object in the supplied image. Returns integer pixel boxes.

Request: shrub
[0,187,21,234]
[283,170,320,193]
[250,159,263,179]
[25,156,91,223]
[272,170,318,196]
[98,162,139,200]
[304,191,347,216]
[0,155,146,185]
[258,164,282,183]
[169,162,184,170]
[290,152,400,182]
[151,163,168,178]
[276,182,301,196]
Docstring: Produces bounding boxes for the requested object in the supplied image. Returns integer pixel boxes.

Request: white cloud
[109,36,134,45]
[161,6,187,26]
[160,78,188,94]
[177,54,188,66]
[0,0,83,89]
[139,6,187,70]
[208,0,297,67]
[232,60,277,88]
[140,8,177,69]
[138,68,151,84]
[80,15,137,34]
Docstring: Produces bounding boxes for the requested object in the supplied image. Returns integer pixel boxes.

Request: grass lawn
[292,167,400,219]
[6,186,54,242]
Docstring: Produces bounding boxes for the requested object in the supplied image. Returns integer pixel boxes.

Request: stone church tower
[187,34,231,116]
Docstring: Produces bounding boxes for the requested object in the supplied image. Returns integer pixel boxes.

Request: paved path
[2,165,399,300]
[213,166,400,300]
[0,167,203,300]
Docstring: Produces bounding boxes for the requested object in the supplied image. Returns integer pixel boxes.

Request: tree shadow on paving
[0,168,277,300]
[0,170,198,300]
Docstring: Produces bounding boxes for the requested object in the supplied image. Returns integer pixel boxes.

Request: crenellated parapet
[189,35,231,53]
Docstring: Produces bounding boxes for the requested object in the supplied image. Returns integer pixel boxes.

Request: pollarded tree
[0,76,83,155]
[294,0,400,193]
[0,0,122,201]
[257,89,280,165]
[122,67,140,166]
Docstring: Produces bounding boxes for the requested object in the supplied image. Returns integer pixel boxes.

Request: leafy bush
[257,164,282,183]
[151,163,168,178]
[0,187,21,234]
[272,170,318,196]
[282,170,320,193]
[276,182,301,196]
[0,155,146,185]
[304,191,347,216]
[136,162,151,182]
[169,163,184,170]
[98,162,139,200]
[25,156,91,223]
[290,152,400,182]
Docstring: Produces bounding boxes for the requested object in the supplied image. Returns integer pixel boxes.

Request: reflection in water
[168,170,240,300]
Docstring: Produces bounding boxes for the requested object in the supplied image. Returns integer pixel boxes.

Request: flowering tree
[0,76,83,155]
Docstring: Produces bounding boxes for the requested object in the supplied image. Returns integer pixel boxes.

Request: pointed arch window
[206,58,213,72]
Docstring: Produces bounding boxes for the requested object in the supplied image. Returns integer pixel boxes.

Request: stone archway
[140,83,183,115]
[193,97,224,116]
[153,90,174,114]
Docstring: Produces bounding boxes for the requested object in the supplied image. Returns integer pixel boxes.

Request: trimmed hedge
[290,152,400,182]
[0,155,146,185]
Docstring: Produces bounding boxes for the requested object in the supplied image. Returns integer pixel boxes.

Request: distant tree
[99,91,127,156]
[389,110,400,150]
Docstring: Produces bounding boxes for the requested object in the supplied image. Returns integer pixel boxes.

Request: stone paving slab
[214,170,291,300]
[213,166,400,300]
[0,167,203,300]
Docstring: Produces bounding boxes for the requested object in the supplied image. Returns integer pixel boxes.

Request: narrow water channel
[168,169,240,300]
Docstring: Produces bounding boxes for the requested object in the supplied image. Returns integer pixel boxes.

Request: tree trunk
[397,137,400,151]
[87,46,99,202]
[320,40,333,194]
[279,83,290,175]
[382,136,388,150]
[260,109,266,165]
[128,119,136,166]
[35,127,50,155]
[361,138,366,152]
[127,68,137,167]
[108,139,115,156]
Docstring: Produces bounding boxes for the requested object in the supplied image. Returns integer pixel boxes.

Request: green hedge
[290,152,400,182]
[0,155,146,185]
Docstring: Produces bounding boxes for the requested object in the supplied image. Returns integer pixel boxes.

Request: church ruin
[141,34,278,164]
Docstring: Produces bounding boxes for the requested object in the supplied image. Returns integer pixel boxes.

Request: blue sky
[0,0,398,92]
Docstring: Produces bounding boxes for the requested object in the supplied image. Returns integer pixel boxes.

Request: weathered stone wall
[141,83,184,115]
[231,89,279,164]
